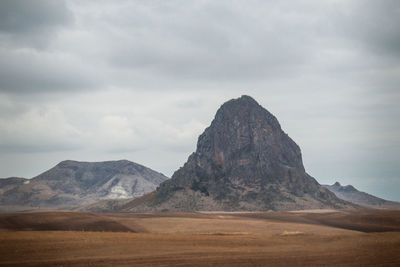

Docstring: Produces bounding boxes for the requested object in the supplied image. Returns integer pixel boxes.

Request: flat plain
[0,210,399,266]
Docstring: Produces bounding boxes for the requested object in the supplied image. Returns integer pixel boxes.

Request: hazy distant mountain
[323,182,400,209]
[0,160,168,210]
[119,95,351,212]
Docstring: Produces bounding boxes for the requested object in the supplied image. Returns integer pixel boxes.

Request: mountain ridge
[323,182,400,210]
[0,159,169,211]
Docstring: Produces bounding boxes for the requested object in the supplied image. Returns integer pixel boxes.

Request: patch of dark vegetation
[190,180,209,196]
[0,212,136,232]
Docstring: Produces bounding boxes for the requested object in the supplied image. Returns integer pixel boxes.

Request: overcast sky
[0,0,399,201]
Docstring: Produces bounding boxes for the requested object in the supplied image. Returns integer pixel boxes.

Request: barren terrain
[0,210,399,266]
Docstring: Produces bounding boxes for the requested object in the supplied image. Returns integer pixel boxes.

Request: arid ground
[0,210,399,266]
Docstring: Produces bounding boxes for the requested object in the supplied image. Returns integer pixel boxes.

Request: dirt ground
[0,210,399,266]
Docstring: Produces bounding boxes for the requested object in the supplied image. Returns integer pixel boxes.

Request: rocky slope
[120,95,350,212]
[0,160,168,210]
[323,182,400,209]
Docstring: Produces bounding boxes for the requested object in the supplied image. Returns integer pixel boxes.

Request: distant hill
[323,182,400,209]
[0,160,169,210]
[117,95,352,212]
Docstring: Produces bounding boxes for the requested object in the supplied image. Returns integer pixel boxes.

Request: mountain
[323,182,400,209]
[119,95,350,212]
[0,160,168,210]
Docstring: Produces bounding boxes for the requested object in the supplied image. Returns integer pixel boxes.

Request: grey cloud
[104,0,400,83]
[332,0,400,60]
[0,0,72,33]
[0,0,399,201]
[105,1,314,81]
[0,143,80,154]
[0,48,100,93]
[0,0,86,93]
[0,0,73,48]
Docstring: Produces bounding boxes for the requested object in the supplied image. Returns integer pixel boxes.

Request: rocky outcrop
[121,95,350,212]
[0,160,168,210]
[323,182,400,209]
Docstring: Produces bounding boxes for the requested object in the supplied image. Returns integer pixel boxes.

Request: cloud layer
[0,0,399,201]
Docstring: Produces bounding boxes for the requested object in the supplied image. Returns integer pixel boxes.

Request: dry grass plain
[0,210,399,266]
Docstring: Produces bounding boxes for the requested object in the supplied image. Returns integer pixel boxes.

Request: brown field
[0,210,400,266]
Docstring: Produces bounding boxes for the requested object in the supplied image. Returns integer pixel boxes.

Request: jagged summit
[121,96,349,212]
[330,182,357,193]
[219,95,261,111]
[206,95,303,171]
[213,95,281,131]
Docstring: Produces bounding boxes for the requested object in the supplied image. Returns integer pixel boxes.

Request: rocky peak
[214,95,280,128]
[331,182,357,193]
[334,182,341,187]
[140,95,346,211]
[194,94,304,177]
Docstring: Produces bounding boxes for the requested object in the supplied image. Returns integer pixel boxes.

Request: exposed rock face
[0,160,168,210]
[323,182,400,209]
[122,95,348,212]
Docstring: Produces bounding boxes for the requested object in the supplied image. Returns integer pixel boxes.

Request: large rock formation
[0,160,168,210]
[323,182,400,209]
[121,95,349,211]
